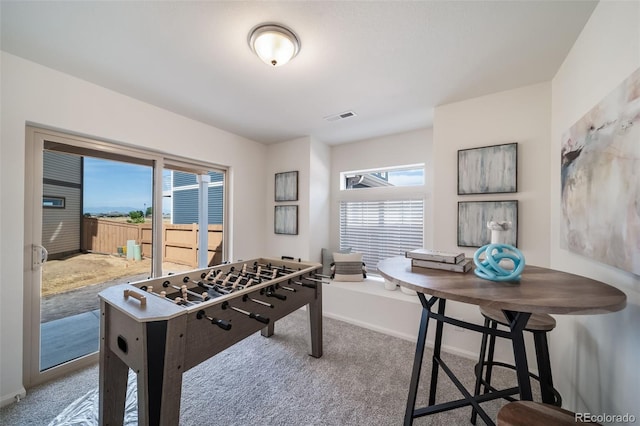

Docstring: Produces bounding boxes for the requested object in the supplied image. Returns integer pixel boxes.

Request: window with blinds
[339,199,424,273]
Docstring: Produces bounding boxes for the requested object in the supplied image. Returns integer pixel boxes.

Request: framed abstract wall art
[458,143,517,195]
[458,200,518,247]
[275,171,298,202]
[274,205,298,235]
[560,67,640,275]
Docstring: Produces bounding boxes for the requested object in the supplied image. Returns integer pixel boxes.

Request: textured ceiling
[1,1,597,145]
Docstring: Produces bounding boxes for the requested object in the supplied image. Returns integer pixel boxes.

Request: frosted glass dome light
[249,24,300,67]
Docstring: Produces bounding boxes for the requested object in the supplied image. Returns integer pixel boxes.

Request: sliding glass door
[40,153,154,371]
[24,127,227,386]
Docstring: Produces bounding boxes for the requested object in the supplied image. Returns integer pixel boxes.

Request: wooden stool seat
[498,401,600,425]
[480,306,556,331]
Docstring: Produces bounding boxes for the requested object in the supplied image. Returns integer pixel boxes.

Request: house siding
[42,151,82,258]
[172,171,224,225]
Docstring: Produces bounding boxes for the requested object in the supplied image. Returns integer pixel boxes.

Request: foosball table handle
[123,289,147,306]
[212,318,232,330]
[261,288,287,301]
[290,279,316,289]
[196,310,232,331]
[250,312,270,324]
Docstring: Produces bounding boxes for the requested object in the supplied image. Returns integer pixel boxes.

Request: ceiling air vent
[324,110,357,122]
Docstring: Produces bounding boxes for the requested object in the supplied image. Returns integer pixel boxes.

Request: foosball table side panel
[183,275,322,370]
[139,314,187,426]
[99,300,188,426]
[99,301,131,426]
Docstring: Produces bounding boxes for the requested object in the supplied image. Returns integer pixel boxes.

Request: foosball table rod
[313,274,331,280]
[305,276,330,284]
[260,287,287,301]
[290,279,317,289]
[242,294,274,308]
[196,309,232,330]
[139,285,195,305]
[206,269,259,289]
[278,284,296,292]
[193,279,232,298]
[221,301,270,324]
[254,261,301,274]
[237,267,278,281]
[157,283,201,306]
[162,281,210,301]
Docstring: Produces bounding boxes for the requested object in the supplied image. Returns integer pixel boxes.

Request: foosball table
[98,257,324,426]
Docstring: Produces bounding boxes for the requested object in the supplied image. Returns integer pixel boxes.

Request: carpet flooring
[1,311,529,425]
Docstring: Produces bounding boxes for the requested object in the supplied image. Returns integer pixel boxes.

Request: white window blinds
[339,199,424,273]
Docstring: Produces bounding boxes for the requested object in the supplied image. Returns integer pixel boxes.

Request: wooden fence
[81,217,223,268]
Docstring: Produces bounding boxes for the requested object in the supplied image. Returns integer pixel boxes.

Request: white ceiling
[1,1,597,145]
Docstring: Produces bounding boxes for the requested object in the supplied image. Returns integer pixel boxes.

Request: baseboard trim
[322,311,479,361]
[1,387,27,408]
[323,311,417,341]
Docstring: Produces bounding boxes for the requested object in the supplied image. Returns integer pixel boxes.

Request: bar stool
[497,401,601,425]
[471,306,561,424]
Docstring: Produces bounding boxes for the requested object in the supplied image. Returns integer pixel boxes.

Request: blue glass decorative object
[473,243,525,282]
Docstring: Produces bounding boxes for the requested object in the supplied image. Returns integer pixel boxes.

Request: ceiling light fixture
[248,23,300,67]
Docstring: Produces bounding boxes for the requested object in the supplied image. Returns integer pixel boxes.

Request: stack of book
[405,249,473,273]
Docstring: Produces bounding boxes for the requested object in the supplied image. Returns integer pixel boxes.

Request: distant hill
[83,206,141,216]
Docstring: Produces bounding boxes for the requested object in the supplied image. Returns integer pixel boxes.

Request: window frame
[42,195,66,209]
[337,164,426,276]
[340,163,425,191]
[40,128,229,275]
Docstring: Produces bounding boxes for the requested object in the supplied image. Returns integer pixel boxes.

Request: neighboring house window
[43,196,65,208]
[341,164,424,190]
[339,164,425,273]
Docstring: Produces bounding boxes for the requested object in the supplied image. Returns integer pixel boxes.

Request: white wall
[309,137,331,262]
[550,1,640,417]
[324,127,436,350]
[329,128,434,252]
[264,137,312,260]
[0,52,268,406]
[432,82,552,362]
[263,136,330,263]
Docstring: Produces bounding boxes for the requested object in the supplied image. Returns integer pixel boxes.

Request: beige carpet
[1,311,532,426]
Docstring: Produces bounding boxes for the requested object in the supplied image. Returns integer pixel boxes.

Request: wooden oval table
[377,256,627,426]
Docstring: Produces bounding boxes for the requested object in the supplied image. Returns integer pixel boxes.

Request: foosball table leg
[99,300,188,426]
[99,302,130,426]
[307,290,323,358]
[99,348,128,423]
[136,316,187,426]
[260,322,275,337]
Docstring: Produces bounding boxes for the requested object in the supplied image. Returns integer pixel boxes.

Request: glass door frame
[23,126,228,387]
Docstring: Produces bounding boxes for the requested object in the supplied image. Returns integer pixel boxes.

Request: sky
[387,168,424,186]
[83,157,154,214]
[83,157,423,214]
